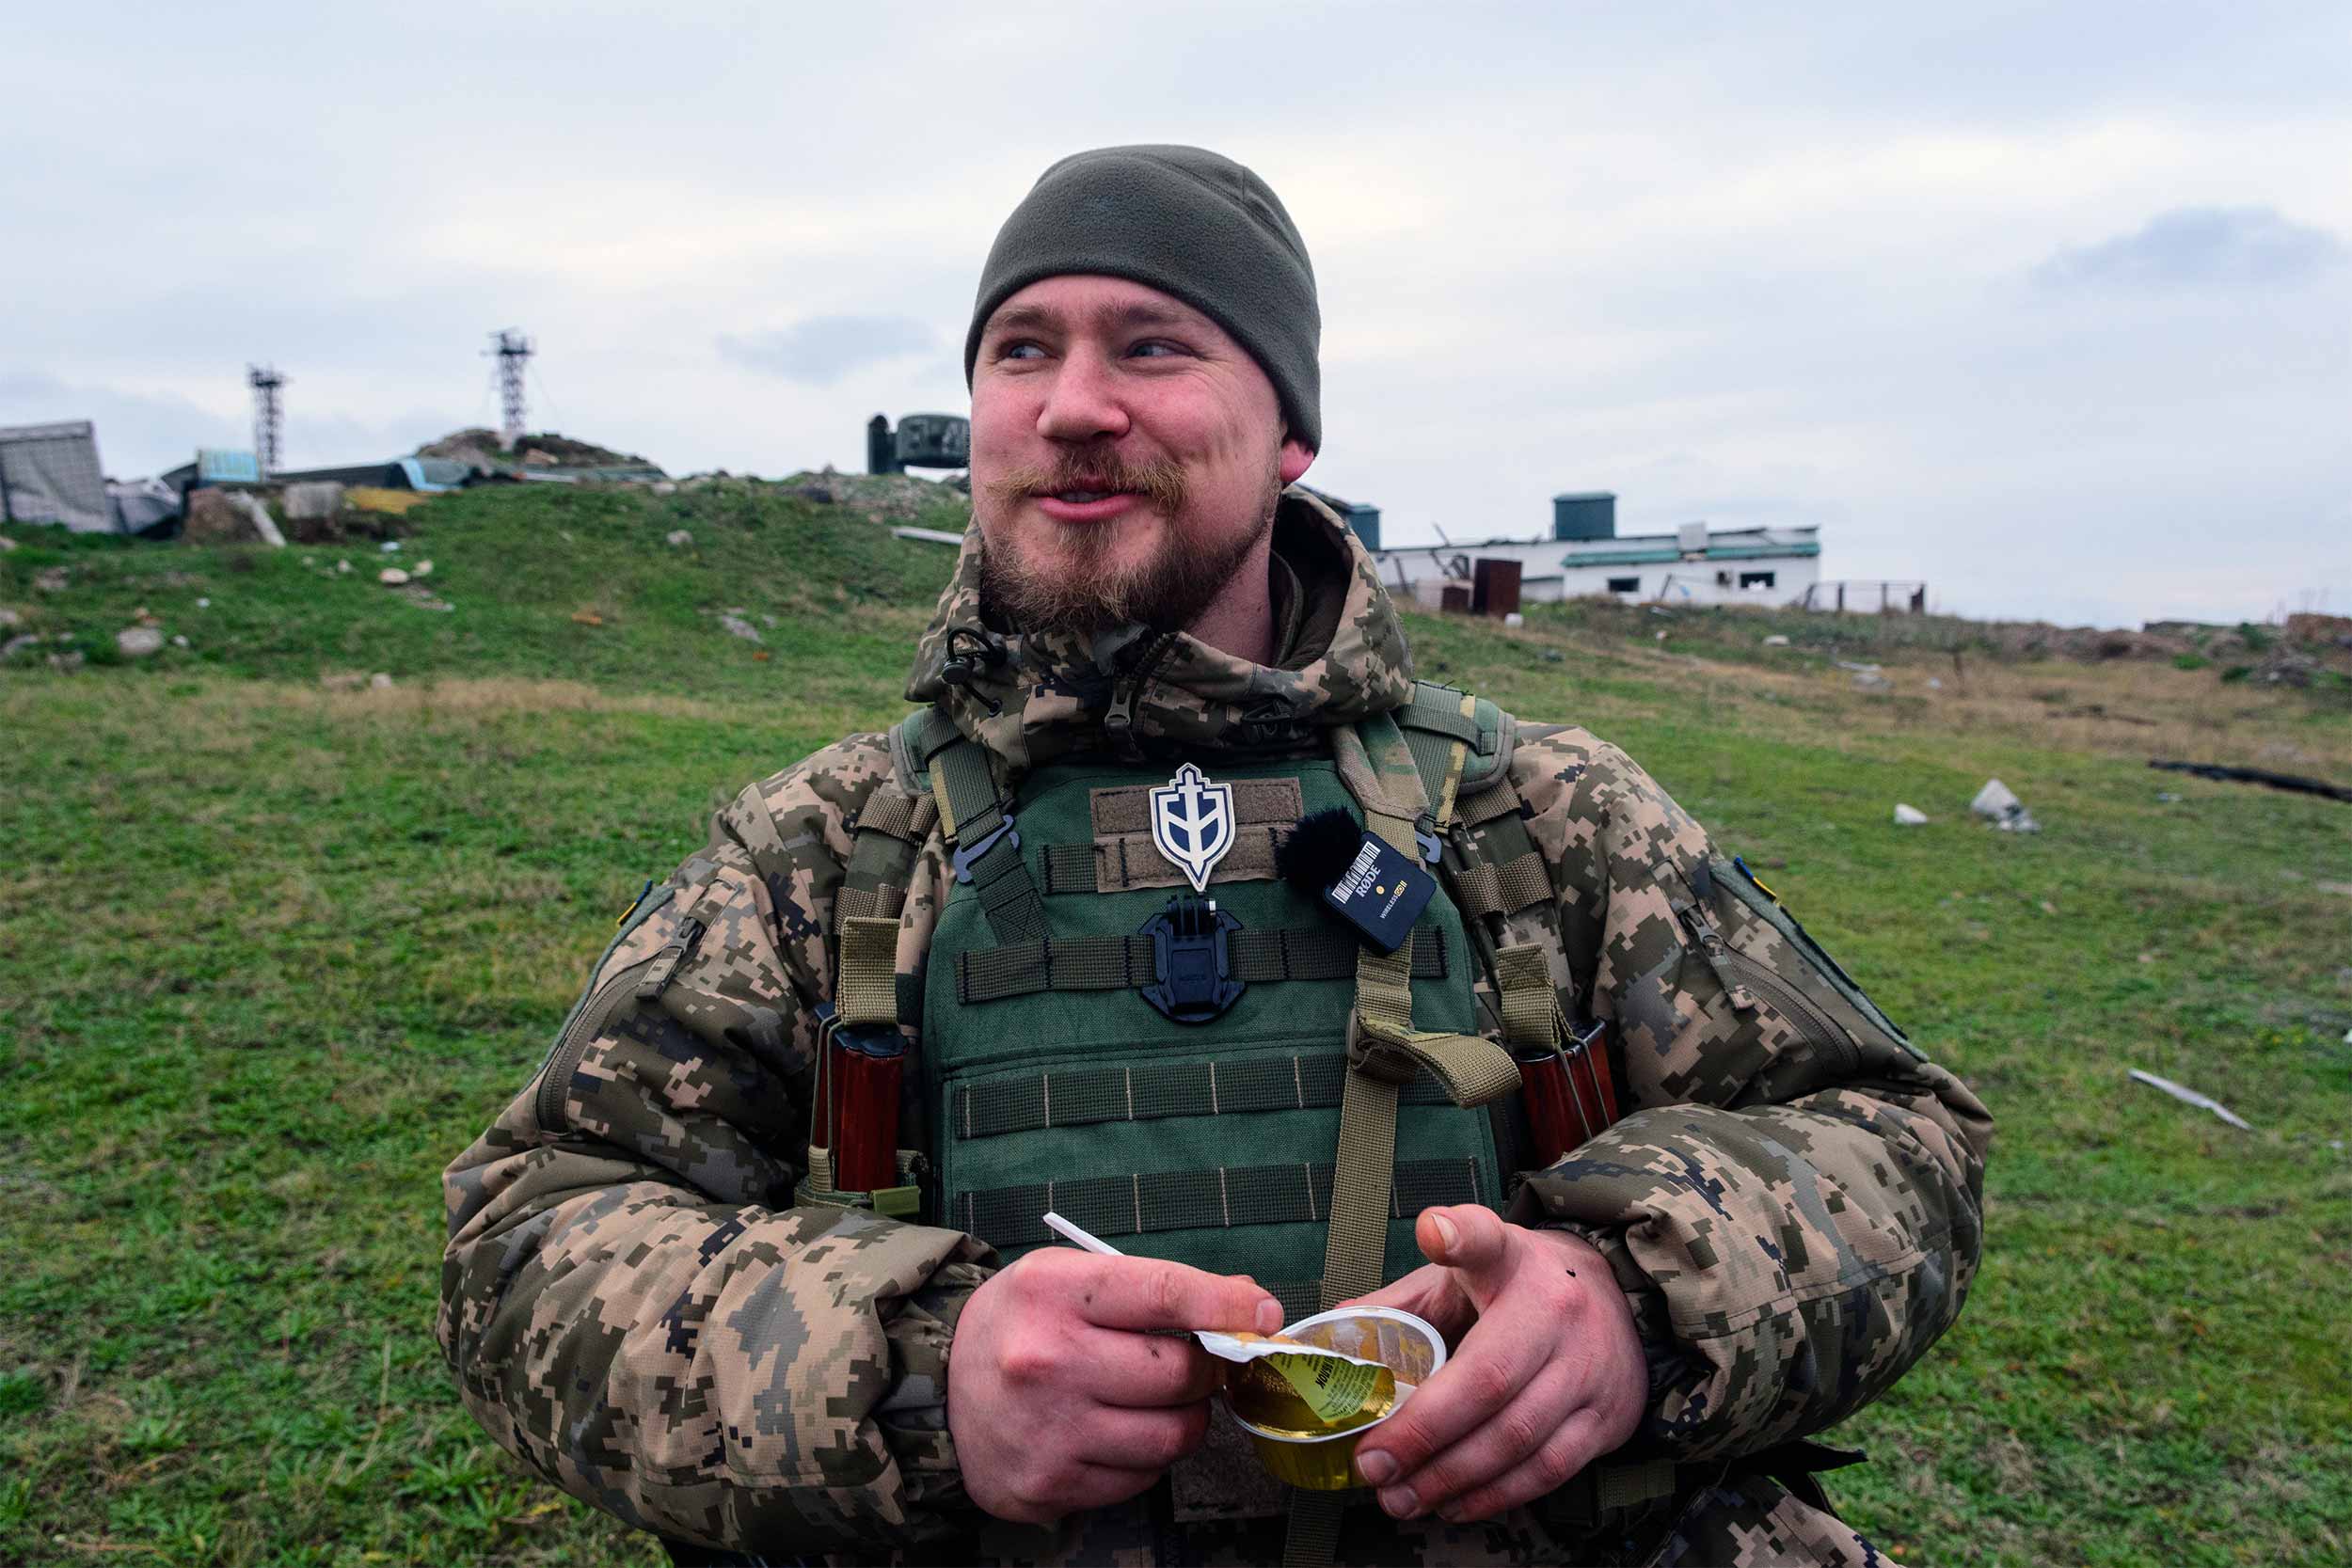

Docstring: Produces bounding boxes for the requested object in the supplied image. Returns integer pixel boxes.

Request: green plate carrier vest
[814,684,1581,1320]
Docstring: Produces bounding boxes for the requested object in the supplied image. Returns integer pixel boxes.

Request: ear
[1278,436,1315,485]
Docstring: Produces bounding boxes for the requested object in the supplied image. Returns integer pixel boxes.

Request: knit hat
[963,145,1322,451]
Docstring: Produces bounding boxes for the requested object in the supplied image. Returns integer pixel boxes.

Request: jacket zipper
[1677,902,1858,1076]
[534,915,706,1132]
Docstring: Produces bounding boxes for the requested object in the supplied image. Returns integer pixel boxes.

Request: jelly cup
[1224,1306,1445,1490]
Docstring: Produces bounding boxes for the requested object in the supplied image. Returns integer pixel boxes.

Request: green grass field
[4,487,2347,1565]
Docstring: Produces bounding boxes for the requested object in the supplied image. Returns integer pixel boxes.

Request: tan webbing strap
[835,915,901,1028]
[1495,942,1562,1050]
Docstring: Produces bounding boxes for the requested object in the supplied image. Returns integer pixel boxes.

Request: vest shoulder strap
[1390,680,1517,828]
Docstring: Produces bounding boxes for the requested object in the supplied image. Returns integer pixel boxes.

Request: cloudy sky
[6,1,2345,626]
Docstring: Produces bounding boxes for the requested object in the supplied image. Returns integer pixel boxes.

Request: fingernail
[1379,1484,1421,1519]
[1355,1450,1395,1487]
[1430,1212,1459,1253]
[1255,1298,1283,1333]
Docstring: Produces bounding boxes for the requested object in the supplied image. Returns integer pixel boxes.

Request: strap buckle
[950,812,1020,883]
[1413,814,1442,865]
[1138,895,1244,1024]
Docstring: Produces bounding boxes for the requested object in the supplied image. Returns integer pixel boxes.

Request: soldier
[439,145,1992,1567]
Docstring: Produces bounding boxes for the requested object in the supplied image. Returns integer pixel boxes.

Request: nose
[1035,343,1131,446]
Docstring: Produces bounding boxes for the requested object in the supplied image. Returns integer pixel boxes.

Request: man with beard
[438,146,1991,1567]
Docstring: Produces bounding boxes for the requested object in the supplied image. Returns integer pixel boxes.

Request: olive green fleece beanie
[964,144,1322,452]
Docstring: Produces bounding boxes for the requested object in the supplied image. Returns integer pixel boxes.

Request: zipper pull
[635,915,707,1001]
[1675,900,1758,1012]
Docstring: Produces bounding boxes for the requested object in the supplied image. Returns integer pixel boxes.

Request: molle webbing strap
[952,1157,1485,1253]
[1459,773,1524,826]
[930,737,1048,944]
[1450,850,1556,920]
[835,916,902,1029]
[952,1051,1456,1142]
[955,927,1449,1005]
[836,786,935,927]
[1494,943,1562,1049]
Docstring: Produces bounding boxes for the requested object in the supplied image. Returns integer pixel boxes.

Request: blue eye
[1000,341,1045,361]
[1128,341,1184,358]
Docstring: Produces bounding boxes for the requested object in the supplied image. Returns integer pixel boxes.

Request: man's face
[969,275,1314,636]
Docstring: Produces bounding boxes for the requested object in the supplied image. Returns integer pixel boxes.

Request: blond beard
[977,460,1282,637]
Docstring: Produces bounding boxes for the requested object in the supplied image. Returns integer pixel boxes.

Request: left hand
[1341,1205,1647,1523]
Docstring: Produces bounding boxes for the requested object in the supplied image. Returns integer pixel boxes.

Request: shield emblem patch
[1150,763,1236,893]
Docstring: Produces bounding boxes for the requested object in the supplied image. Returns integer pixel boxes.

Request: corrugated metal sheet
[0,420,113,532]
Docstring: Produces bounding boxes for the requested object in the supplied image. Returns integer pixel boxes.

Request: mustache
[985,450,1188,515]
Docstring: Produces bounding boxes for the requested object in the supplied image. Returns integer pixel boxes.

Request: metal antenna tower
[488,329,533,449]
[246,363,286,476]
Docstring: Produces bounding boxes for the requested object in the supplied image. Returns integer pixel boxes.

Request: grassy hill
[3,488,2349,1566]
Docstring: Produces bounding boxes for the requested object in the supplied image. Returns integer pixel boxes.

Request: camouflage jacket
[438,492,1993,1562]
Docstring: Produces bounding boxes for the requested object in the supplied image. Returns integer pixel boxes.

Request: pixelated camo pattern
[437,492,1989,1561]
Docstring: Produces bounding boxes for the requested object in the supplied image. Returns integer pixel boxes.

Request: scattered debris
[1834,659,1881,673]
[319,672,367,690]
[170,634,189,648]
[2148,759,2352,805]
[2127,1069,2252,1132]
[183,489,285,546]
[34,567,70,594]
[412,560,435,578]
[888,526,964,547]
[1926,677,1943,690]
[370,672,394,689]
[399,588,454,611]
[1852,670,1892,690]
[282,482,345,521]
[1538,648,1565,664]
[380,540,402,553]
[1893,804,1929,826]
[197,596,211,609]
[0,609,17,628]
[759,612,779,628]
[1762,634,1790,647]
[47,648,85,673]
[666,530,693,547]
[651,481,677,497]
[3,633,40,659]
[348,486,429,515]
[572,610,604,627]
[0,535,15,551]
[718,613,763,643]
[1502,611,1524,628]
[378,568,410,586]
[2315,880,2352,898]
[336,560,353,575]
[116,626,165,658]
[1971,778,2042,832]
[2156,791,2181,802]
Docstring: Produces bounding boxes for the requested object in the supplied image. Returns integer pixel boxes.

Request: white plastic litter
[1971,778,2041,832]
[1893,804,1929,826]
[2127,1069,2252,1131]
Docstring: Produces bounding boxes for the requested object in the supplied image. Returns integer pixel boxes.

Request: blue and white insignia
[1150,763,1236,894]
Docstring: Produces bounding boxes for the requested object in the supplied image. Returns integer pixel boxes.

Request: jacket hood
[905,487,1415,776]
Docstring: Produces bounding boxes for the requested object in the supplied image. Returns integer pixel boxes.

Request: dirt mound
[768,468,970,522]
[415,428,651,470]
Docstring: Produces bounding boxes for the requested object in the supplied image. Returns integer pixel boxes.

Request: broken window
[1740,571,1776,590]
[1607,576,1639,594]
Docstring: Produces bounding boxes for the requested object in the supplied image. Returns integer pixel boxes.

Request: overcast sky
[6,2,2346,626]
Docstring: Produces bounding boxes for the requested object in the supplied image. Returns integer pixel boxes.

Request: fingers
[986,1458,1168,1525]
[1070,1254,1283,1335]
[1076,1327,1225,1408]
[1370,1366,1599,1522]
[1351,1306,1549,1489]
[1413,1203,1513,1292]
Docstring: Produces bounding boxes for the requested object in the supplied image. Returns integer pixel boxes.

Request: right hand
[947,1247,1283,1525]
